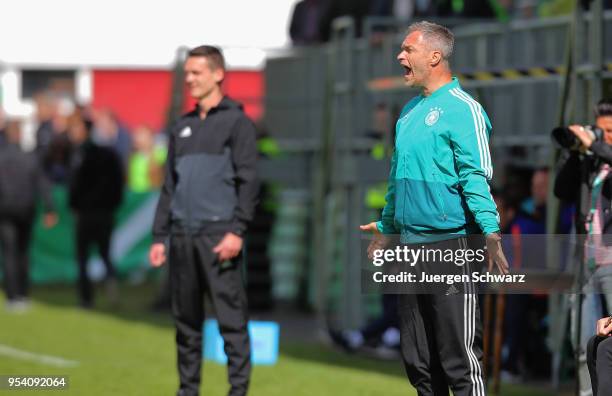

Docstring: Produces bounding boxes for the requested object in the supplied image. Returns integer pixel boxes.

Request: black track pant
[169,231,251,396]
[75,211,116,305]
[0,214,33,301]
[587,335,612,396]
[398,236,486,396]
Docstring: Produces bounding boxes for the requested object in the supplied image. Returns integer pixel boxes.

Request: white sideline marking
[0,344,79,367]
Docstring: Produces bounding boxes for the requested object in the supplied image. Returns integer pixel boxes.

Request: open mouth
[403,65,412,78]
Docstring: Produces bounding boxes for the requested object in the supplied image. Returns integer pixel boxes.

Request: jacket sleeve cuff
[482,223,500,235]
[376,220,395,234]
[376,221,384,233]
[231,220,247,236]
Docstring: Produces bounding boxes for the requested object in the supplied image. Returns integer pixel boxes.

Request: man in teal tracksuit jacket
[361,22,509,396]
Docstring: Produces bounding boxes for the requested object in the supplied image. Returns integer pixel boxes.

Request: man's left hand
[486,233,510,274]
[213,232,243,261]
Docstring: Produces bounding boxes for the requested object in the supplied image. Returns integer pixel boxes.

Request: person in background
[0,109,6,147]
[289,0,327,45]
[32,94,75,183]
[128,124,166,193]
[587,316,612,396]
[67,114,124,308]
[0,120,57,311]
[555,98,612,396]
[125,124,169,310]
[330,102,400,356]
[92,108,132,165]
[0,108,6,147]
[34,93,58,156]
[514,168,548,234]
[319,0,369,41]
[42,119,73,185]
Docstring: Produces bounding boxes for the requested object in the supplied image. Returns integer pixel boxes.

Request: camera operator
[554,98,612,396]
[587,316,612,396]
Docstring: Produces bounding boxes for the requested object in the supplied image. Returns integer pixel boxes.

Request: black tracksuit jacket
[152,97,259,242]
[68,140,124,213]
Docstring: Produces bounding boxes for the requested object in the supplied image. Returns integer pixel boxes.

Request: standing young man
[361,22,509,395]
[150,46,258,396]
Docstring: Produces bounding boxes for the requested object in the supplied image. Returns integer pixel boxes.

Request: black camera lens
[551,127,578,149]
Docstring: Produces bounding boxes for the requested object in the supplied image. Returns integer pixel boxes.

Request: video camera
[551,125,604,150]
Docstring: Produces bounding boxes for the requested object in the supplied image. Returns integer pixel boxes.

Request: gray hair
[407,21,454,61]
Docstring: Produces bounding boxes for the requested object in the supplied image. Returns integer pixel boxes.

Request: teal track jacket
[376,77,500,243]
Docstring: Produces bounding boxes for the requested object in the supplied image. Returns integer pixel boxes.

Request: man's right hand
[360,222,389,259]
[596,317,612,337]
[149,243,166,267]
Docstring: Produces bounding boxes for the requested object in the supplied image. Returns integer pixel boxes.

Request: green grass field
[0,285,556,395]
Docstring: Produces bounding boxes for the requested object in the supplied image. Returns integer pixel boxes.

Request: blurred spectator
[499,169,572,380]
[497,172,548,381]
[290,0,328,45]
[42,117,74,184]
[329,102,399,356]
[36,95,71,148]
[0,120,57,312]
[33,94,75,183]
[512,168,573,234]
[433,0,501,18]
[392,0,435,20]
[33,93,57,155]
[370,0,394,17]
[128,125,167,192]
[461,0,497,18]
[92,108,132,165]
[0,109,6,147]
[365,103,392,208]
[67,114,124,308]
[493,191,517,234]
[319,0,369,40]
[365,102,391,140]
[432,0,458,16]
[515,168,548,233]
[392,0,416,19]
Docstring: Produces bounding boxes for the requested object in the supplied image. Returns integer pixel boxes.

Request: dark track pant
[398,237,486,396]
[587,335,612,396]
[169,232,250,396]
[75,211,116,306]
[0,214,33,301]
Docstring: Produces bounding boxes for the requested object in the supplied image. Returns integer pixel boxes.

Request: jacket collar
[425,77,460,100]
